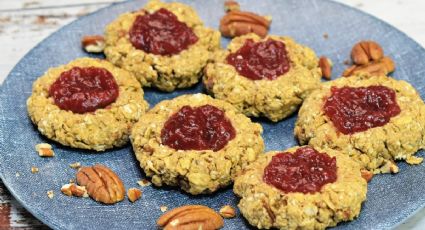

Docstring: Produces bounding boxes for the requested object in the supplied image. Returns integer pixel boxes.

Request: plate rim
[1,0,425,229]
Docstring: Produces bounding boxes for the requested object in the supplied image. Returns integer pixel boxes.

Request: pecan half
[343,56,395,77]
[351,40,384,65]
[76,164,125,204]
[157,205,224,230]
[81,35,105,53]
[319,56,332,80]
[220,11,271,38]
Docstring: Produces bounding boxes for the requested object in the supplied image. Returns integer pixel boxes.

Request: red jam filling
[129,8,199,56]
[49,67,119,114]
[226,39,291,80]
[263,146,337,194]
[160,105,236,151]
[323,85,401,135]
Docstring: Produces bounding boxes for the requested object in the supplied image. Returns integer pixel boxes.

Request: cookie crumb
[47,190,54,199]
[31,167,39,174]
[160,206,168,212]
[323,33,329,39]
[406,156,423,165]
[69,162,81,169]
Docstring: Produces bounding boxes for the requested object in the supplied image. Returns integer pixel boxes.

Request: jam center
[226,39,291,80]
[263,147,337,194]
[160,105,236,151]
[49,67,119,114]
[323,85,401,134]
[129,8,199,56]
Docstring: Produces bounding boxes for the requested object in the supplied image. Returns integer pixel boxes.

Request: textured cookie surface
[27,58,149,151]
[295,74,425,173]
[204,33,321,122]
[130,94,264,195]
[104,0,220,92]
[234,146,367,230]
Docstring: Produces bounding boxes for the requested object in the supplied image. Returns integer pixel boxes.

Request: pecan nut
[127,188,142,203]
[35,143,55,157]
[81,35,105,53]
[219,205,236,219]
[61,183,88,197]
[157,205,224,230]
[318,56,332,80]
[343,56,395,77]
[76,164,125,204]
[351,40,384,65]
[220,11,271,38]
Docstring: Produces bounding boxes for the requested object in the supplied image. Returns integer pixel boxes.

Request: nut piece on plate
[69,162,81,169]
[81,35,105,53]
[219,205,236,219]
[35,143,55,157]
[61,183,88,197]
[351,40,384,65]
[31,166,39,174]
[76,164,125,204]
[344,40,395,77]
[343,56,395,77]
[220,1,271,38]
[160,206,168,213]
[127,188,142,203]
[137,179,151,187]
[47,190,54,199]
[319,56,332,80]
[157,205,224,230]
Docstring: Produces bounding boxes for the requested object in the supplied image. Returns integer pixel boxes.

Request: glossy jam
[129,8,199,56]
[49,67,119,113]
[323,86,401,135]
[160,105,236,151]
[226,39,290,80]
[263,146,337,194]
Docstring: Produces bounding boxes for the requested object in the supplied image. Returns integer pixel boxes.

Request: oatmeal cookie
[234,146,367,230]
[295,73,425,173]
[204,33,321,122]
[27,58,149,151]
[130,94,264,195]
[104,0,220,92]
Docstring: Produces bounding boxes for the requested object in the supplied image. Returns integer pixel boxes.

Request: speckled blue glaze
[1,0,425,229]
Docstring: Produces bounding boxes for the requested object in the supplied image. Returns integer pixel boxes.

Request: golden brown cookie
[130,94,264,195]
[104,0,220,92]
[204,33,321,122]
[27,58,149,151]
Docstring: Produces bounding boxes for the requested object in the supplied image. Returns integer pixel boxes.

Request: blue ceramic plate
[1,0,425,229]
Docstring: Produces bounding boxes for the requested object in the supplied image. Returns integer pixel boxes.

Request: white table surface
[0,0,424,229]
